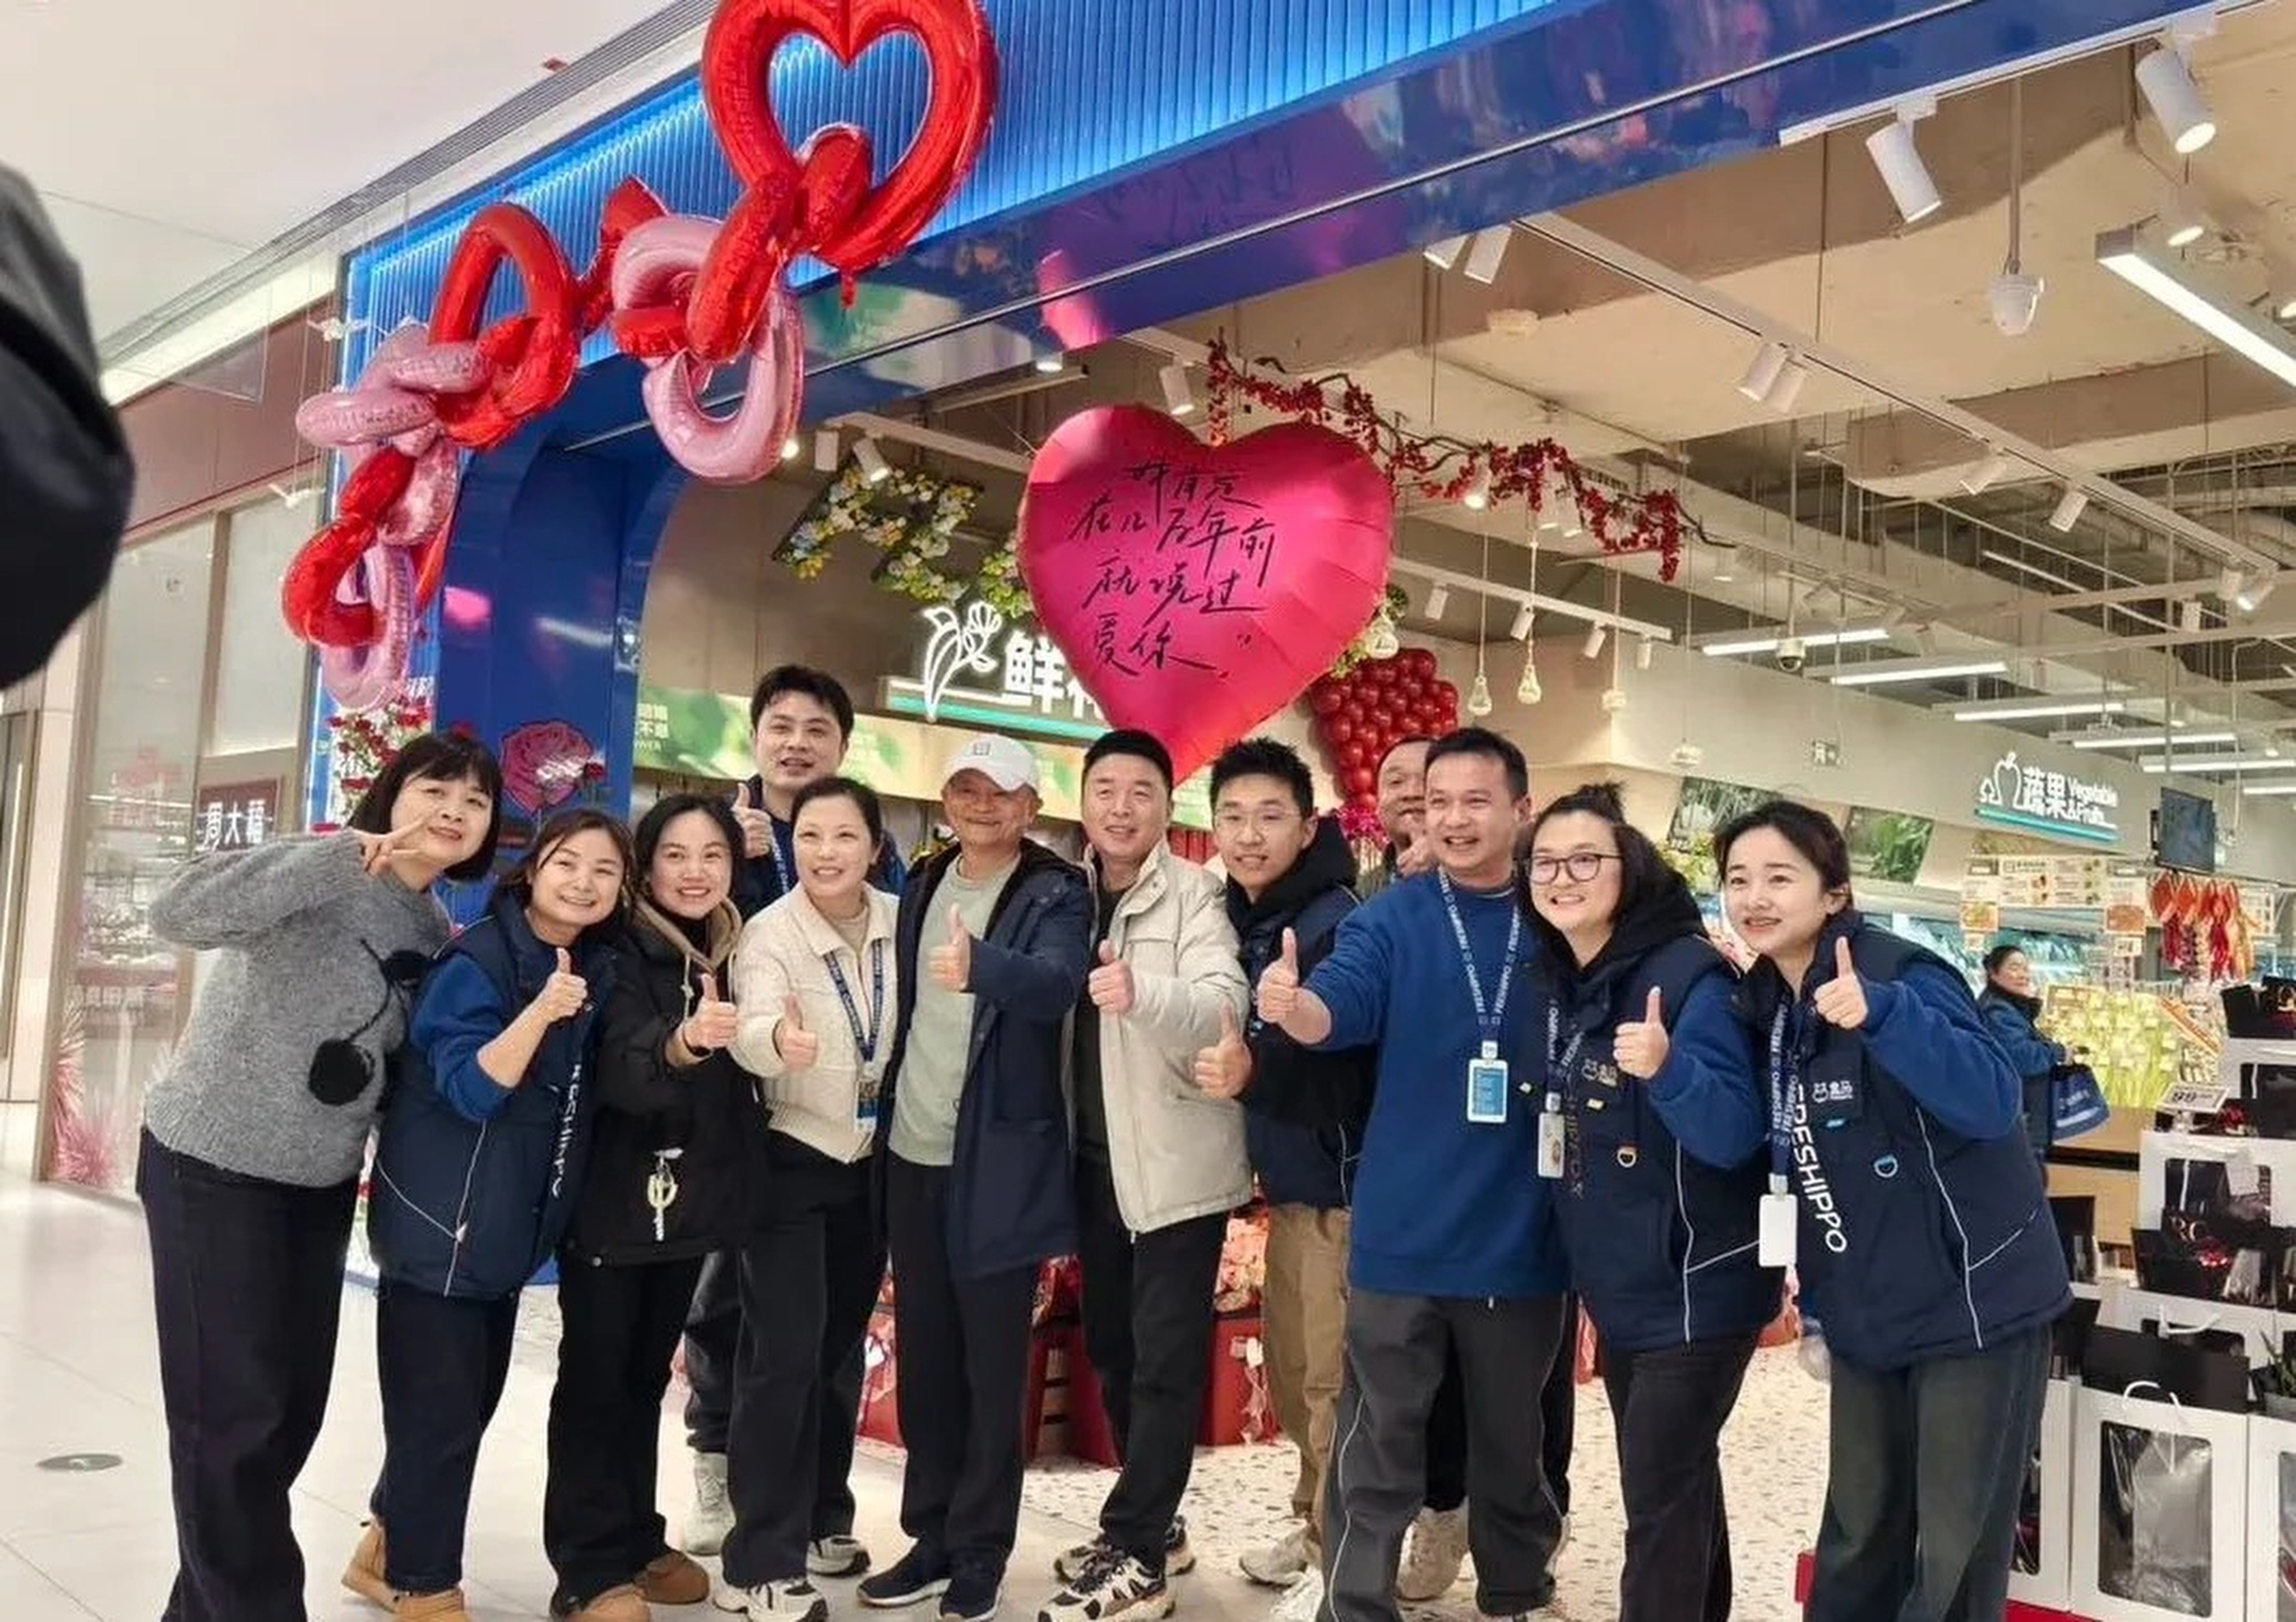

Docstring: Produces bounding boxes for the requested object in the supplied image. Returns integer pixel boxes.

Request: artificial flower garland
[776,457,983,599]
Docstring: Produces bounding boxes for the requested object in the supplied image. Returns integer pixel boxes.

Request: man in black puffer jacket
[1197,740,1376,1611]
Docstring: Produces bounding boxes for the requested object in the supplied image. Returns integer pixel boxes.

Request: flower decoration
[776,455,983,602]
[501,719,605,817]
[322,690,436,826]
[973,535,1033,620]
[1214,1210,1269,1314]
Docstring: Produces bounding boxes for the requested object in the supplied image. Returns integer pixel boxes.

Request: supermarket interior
[13,0,2296,1619]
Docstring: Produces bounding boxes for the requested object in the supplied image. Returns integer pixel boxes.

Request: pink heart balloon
[1018,406,1393,780]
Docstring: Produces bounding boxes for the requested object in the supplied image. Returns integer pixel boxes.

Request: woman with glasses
[1517,784,1776,1622]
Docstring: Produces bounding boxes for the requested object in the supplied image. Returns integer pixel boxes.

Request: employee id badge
[1465,1041,1510,1125]
[1536,1094,1567,1180]
[1758,1175,1798,1268]
[854,1071,883,1135]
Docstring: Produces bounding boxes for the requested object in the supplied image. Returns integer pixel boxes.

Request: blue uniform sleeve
[876,834,909,898]
[966,875,1092,1022]
[1981,1000,2064,1079]
[1645,974,1765,1169]
[1302,898,1395,1050]
[1862,963,2022,1139]
[411,955,522,1125]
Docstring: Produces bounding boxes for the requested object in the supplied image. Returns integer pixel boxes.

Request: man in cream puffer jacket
[1043,731,1250,1622]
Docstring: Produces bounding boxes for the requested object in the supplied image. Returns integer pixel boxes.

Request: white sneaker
[1270,1568,1323,1622]
[1395,1505,1468,1602]
[714,1578,831,1622]
[811,1535,873,1578]
[1240,1525,1309,1588]
[687,1452,734,1558]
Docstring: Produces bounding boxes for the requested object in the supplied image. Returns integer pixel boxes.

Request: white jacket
[1086,843,1252,1233]
[729,885,900,1165]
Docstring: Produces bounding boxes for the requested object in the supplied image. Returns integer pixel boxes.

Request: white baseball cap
[942,733,1040,793]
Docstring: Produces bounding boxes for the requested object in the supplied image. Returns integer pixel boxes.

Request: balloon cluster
[1307,647,1459,825]
[281,0,1001,710]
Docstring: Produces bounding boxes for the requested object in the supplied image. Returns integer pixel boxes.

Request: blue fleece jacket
[1978,988,2066,1081]
[1857,966,2026,1140]
[1306,872,1566,1300]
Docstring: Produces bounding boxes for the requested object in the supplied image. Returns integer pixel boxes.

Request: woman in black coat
[543,794,772,1621]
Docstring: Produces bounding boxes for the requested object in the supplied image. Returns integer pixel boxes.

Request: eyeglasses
[1528,852,1622,885]
[1214,809,1303,837]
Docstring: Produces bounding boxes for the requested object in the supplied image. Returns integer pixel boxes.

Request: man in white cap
[859,734,1093,1622]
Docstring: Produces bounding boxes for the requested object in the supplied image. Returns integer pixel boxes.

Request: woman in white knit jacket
[719,777,900,1621]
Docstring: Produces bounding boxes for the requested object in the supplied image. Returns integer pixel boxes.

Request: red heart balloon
[1018,408,1393,781]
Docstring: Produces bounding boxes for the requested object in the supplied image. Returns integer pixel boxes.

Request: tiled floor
[0,1174,1826,1621]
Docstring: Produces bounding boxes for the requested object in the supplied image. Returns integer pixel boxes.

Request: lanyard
[1437,871,1523,1043]
[823,937,888,1068]
[1544,1003,1588,1098]
[763,817,793,895]
[1765,1004,1794,1180]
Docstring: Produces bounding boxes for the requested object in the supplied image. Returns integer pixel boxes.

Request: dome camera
[1775,636,1808,674]
[1989,270,2044,337]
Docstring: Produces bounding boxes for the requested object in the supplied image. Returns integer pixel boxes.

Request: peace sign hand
[1613,987,1670,1080]
[356,816,432,877]
[1812,937,1870,1030]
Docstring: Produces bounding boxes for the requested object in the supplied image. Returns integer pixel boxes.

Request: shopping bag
[2083,1323,2255,1416]
[2011,1377,2076,1609]
[2053,1195,2100,1285]
[2053,1062,2111,1142]
[2135,1221,2296,1309]
[2247,1411,2296,1622]
[2071,1381,2248,1621]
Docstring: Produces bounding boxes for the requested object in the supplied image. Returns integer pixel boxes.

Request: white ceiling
[0,0,681,339]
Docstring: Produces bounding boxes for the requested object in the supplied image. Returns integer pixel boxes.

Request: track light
[1461,469,1492,510]
[813,427,840,472]
[1864,107,1942,225]
[2135,43,2217,157]
[1159,362,1196,418]
[1767,358,1809,414]
[1960,449,2012,495]
[1636,637,1655,671]
[781,435,802,463]
[1462,227,1512,284]
[2048,486,2089,532]
[2161,189,2209,249]
[1424,235,1469,271]
[853,436,891,484]
[1034,353,1067,375]
[1508,604,1536,641]
[2238,578,2277,614]
[1425,584,1451,619]
[1738,340,1790,403]
[1516,647,1543,706]
[1582,624,1608,660]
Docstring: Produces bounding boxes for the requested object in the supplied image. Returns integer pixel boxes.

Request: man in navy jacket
[1259,729,1567,1622]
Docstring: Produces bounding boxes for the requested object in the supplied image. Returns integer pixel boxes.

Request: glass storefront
[45,496,313,1192]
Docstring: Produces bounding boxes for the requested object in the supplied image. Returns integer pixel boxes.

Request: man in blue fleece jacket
[1257,728,1566,1622]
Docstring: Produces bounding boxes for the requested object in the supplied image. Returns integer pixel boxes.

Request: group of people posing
[136,660,2068,1622]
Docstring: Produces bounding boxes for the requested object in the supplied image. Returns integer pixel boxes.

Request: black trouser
[684,1249,740,1454]
[1323,1290,1566,1622]
[545,1254,707,1604]
[1424,1293,1575,1515]
[1074,1155,1227,1573]
[138,1131,358,1622]
[886,1153,1039,1576]
[724,1138,886,1586]
[371,1284,520,1593]
[1600,1331,1759,1622]
[1809,1326,2051,1622]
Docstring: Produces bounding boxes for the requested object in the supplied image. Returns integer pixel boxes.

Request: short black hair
[1526,780,1682,923]
[1714,799,1853,895]
[347,731,504,883]
[1211,737,1314,817]
[1378,734,1434,773]
[499,807,638,937]
[749,664,856,738]
[633,793,743,879]
[1085,728,1175,793]
[793,775,886,847]
[1424,725,1529,800]
[1983,942,2028,976]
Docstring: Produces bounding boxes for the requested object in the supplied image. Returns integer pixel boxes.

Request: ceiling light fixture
[852,436,892,484]
[2141,754,2295,774]
[813,427,840,472]
[1462,226,1512,284]
[2243,783,2296,797]
[1636,637,1655,671]
[1034,353,1067,375]
[1582,625,1609,659]
[1829,658,2009,688]
[2070,731,2237,750]
[2160,188,2210,249]
[1159,362,1197,418]
[1508,604,1536,641]
[1423,235,1469,271]
[1461,469,1492,510]
[1517,646,1543,705]
[2048,486,2089,532]
[1425,584,1451,619]
[2274,281,2296,324]
[1948,698,2127,723]
[2135,40,2218,156]
[780,435,802,463]
[2104,224,2296,389]
[1767,357,1811,414]
[1700,626,1892,658]
[1465,669,1494,717]
[1960,449,2013,495]
[1737,340,1790,403]
[1864,102,1943,225]
[2239,578,2278,613]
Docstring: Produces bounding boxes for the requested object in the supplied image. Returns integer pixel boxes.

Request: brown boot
[343,1522,394,1606]
[638,1549,711,1605]
[393,1591,471,1621]
[567,1584,651,1620]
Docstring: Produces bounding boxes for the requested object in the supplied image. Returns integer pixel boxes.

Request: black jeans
[1074,1156,1226,1572]
[1809,1325,2052,1622]
[723,1138,885,1586]
[886,1153,1039,1576]
[1601,1332,1759,1622]
[1424,1293,1575,1516]
[371,1284,521,1593]
[684,1249,740,1454]
[545,1254,706,1604]
[139,1131,358,1622]
[1323,1290,1566,1622]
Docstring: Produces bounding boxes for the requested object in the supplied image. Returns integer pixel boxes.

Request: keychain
[646,1149,684,1242]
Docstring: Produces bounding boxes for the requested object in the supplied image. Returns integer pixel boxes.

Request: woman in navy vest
[1978,942,2067,1169]
[1716,801,2067,1622]
[351,808,635,1622]
[1519,783,1775,1622]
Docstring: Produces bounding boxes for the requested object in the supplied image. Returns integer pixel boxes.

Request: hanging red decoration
[1300,645,1455,830]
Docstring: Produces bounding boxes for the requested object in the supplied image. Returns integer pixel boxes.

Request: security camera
[1775,636,1808,674]
[1989,270,2044,337]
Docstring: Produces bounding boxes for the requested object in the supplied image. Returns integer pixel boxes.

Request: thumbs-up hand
[1613,986,1670,1080]
[929,905,973,993]
[1256,928,1303,1024]
[730,779,774,860]
[534,946,589,1024]
[679,972,739,1054]
[1193,1003,1253,1099]
[1087,940,1136,1015]
[774,994,821,1070]
[1812,936,1870,1030]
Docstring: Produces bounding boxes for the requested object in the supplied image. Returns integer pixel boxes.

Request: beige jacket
[1086,843,1252,1233]
[729,885,900,1165]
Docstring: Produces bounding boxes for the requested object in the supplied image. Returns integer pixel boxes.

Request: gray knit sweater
[140,832,453,1187]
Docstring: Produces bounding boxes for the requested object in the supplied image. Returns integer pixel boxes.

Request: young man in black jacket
[1197,740,1377,1619]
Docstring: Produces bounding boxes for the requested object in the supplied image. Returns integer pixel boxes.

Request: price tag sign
[2157,1075,2230,1116]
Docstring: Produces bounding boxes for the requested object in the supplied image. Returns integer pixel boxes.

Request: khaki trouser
[1262,1203,1351,1551]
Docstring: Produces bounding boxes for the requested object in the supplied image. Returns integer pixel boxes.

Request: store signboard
[879,598,1107,743]
[1964,854,2118,910]
[1974,751,2119,844]
[192,778,280,853]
